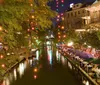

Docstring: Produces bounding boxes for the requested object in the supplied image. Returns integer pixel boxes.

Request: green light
[62,4,64,7]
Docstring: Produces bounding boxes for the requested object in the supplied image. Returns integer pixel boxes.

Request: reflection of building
[64,0,100,30]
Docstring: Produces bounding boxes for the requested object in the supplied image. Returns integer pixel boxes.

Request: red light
[0,55,3,59]
[58,36,61,38]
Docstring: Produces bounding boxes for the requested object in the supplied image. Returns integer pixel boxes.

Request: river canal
[1,46,80,85]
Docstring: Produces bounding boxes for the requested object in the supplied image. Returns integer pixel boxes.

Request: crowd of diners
[57,45,100,83]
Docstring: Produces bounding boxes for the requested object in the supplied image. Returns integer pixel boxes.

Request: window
[71,12,73,16]
[78,11,80,14]
[75,12,77,16]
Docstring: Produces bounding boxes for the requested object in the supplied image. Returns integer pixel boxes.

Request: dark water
[2,47,80,85]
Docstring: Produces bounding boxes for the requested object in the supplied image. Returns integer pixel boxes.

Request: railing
[59,50,99,85]
[0,49,38,83]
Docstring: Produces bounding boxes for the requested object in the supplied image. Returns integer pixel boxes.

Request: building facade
[64,0,100,31]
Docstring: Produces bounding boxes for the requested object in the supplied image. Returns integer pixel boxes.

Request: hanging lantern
[0,55,4,59]
[1,64,5,68]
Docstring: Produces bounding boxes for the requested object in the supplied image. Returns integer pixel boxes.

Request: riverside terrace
[58,46,100,84]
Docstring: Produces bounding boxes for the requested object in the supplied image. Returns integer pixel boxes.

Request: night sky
[49,0,96,13]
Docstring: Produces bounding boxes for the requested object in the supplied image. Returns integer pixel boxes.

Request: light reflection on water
[47,46,53,65]
[18,63,25,78]
[56,50,61,62]
[13,69,17,80]
[1,50,40,85]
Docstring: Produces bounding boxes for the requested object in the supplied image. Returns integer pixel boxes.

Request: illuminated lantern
[61,13,64,16]
[57,15,60,18]
[34,68,38,72]
[63,35,66,38]
[62,17,64,20]
[58,35,61,38]
[56,2,59,4]
[56,5,58,7]
[32,27,35,30]
[1,64,5,68]
[32,15,35,19]
[34,75,37,79]
[0,55,4,59]
[57,19,59,21]
[61,26,64,29]
[58,32,60,35]
[61,0,64,3]
[30,4,33,6]
[27,29,30,32]
[58,25,60,28]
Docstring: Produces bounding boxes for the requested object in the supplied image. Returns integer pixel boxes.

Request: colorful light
[58,25,60,28]
[34,75,37,79]
[57,19,59,21]
[34,68,38,72]
[1,64,5,68]
[32,15,35,19]
[0,55,4,59]
[61,26,64,29]
[32,27,35,30]
[63,35,66,38]
[0,26,2,31]
[61,13,64,16]
[27,29,30,32]
[30,4,33,6]
[57,15,60,18]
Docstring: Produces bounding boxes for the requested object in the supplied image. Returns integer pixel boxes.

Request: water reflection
[56,50,61,63]
[36,50,39,60]
[1,50,40,85]
[18,63,25,78]
[13,69,17,80]
[2,77,10,85]
[47,46,53,65]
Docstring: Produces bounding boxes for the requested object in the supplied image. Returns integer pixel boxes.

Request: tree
[0,0,57,50]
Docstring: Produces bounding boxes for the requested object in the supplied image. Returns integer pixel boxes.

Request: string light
[1,64,5,68]
[0,55,4,59]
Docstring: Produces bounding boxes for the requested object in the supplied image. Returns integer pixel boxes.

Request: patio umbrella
[78,52,93,59]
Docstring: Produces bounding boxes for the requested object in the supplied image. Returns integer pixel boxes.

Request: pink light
[56,2,59,4]
[32,27,35,30]
[57,15,60,18]
[27,29,30,32]
[56,5,58,7]
[57,19,59,21]
[61,0,64,3]
[34,75,37,79]
[61,13,64,16]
